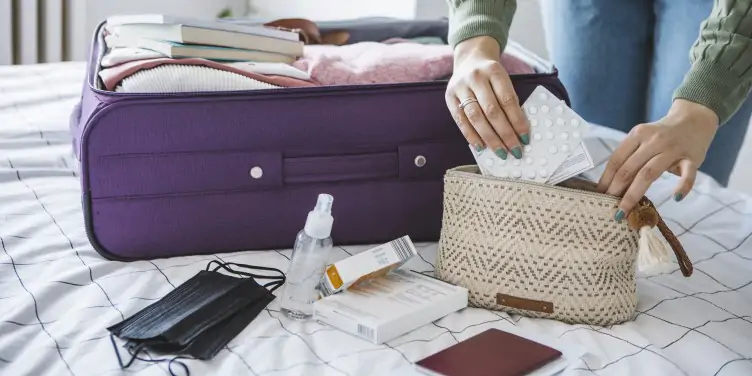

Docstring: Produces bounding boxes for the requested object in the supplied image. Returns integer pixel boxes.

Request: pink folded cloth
[292,40,536,86]
[98,58,318,91]
[98,40,536,91]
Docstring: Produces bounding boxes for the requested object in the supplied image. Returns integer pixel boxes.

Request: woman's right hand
[445,36,529,160]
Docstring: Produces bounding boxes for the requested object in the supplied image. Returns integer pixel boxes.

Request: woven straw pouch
[435,165,693,326]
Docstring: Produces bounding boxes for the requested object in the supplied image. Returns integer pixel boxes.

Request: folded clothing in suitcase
[70,18,570,261]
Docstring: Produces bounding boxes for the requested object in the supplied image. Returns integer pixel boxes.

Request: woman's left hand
[597,99,720,222]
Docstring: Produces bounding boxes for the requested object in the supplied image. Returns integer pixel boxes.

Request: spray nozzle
[304,193,334,239]
[314,193,334,214]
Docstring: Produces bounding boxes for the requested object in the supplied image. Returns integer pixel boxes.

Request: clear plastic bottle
[279,193,334,320]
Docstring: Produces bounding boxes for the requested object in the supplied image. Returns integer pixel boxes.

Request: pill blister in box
[470,85,595,185]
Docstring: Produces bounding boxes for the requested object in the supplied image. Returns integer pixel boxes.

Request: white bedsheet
[0,62,751,376]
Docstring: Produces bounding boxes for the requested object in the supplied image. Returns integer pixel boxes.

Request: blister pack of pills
[470,85,595,185]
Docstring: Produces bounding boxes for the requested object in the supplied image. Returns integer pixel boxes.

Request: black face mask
[107,260,285,376]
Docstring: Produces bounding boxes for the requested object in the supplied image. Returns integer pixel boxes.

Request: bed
[0,61,750,376]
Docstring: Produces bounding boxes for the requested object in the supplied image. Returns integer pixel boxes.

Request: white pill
[524,145,532,153]
[512,170,522,178]
[556,118,565,126]
[540,169,549,177]
[571,119,580,127]
[573,131,581,138]
[546,132,554,140]
[541,105,550,113]
[545,119,553,127]
[500,170,509,178]
[525,157,533,165]
[549,146,557,154]
[513,160,521,166]
[484,157,495,167]
[527,170,536,179]
[555,105,564,114]
[538,92,547,100]
[561,145,570,153]
[560,132,569,140]
[528,106,538,115]
[534,133,542,141]
[539,157,547,165]
[530,118,538,127]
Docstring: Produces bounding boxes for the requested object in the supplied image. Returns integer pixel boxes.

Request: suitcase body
[71,21,570,261]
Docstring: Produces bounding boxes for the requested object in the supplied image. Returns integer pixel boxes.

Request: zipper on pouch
[451,168,620,203]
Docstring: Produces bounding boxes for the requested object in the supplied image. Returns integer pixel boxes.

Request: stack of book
[104,14,304,64]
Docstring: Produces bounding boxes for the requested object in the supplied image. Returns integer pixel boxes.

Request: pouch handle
[630,197,693,277]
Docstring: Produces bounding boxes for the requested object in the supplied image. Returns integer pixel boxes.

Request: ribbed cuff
[447,0,516,51]
[673,60,745,125]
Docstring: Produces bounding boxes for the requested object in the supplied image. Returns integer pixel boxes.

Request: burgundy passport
[415,328,562,376]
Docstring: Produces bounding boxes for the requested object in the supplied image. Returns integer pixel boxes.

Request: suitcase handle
[282,141,465,185]
[283,151,399,184]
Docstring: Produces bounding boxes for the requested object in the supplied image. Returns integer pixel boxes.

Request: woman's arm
[600,0,752,220]
[446,0,517,51]
[674,0,752,125]
[444,1,529,160]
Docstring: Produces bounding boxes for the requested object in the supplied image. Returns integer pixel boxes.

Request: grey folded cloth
[224,16,449,44]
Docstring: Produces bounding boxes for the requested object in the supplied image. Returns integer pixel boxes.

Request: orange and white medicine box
[313,270,468,344]
[318,235,417,297]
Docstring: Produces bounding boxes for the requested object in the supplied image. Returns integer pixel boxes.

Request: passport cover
[415,328,562,376]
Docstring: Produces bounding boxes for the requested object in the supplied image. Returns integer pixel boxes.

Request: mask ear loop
[110,334,147,370]
[110,334,192,376]
[266,279,286,293]
[205,260,286,282]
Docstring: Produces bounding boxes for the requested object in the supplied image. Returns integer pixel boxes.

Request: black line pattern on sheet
[590,327,686,374]
[639,278,752,325]
[641,311,747,358]
[715,358,752,376]
[263,309,350,376]
[0,256,73,265]
[147,261,175,289]
[2,319,57,326]
[273,249,290,260]
[51,280,87,287]
[0,235,75,376]
[16,172,125,321]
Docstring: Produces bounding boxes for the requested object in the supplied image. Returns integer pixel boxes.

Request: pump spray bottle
[279,193,334,320]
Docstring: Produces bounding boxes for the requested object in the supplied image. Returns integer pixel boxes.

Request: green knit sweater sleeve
[445,0,517,51]
[674,0,752,125]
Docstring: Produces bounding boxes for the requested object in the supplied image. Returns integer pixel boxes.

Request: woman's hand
[445,36,529,160]
[598,99,720,221]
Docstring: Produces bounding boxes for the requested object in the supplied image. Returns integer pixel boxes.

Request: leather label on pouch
[496,293,554,313]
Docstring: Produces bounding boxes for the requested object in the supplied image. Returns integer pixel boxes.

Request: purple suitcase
[71,21,570,261]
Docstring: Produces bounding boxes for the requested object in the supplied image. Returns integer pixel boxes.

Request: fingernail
[674,192,684,202]
[614,209,625,222]
[494,148,507,160]
[511,146,522,159]
[520,134,530,145]
[474,144,485,152]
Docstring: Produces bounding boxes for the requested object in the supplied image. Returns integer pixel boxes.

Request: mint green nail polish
[511,146,522,159]
[475,144,485,152]
[520,134,530,145]
[674,192,684,202]
[494,148,507,160]
[614,209,625,222]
